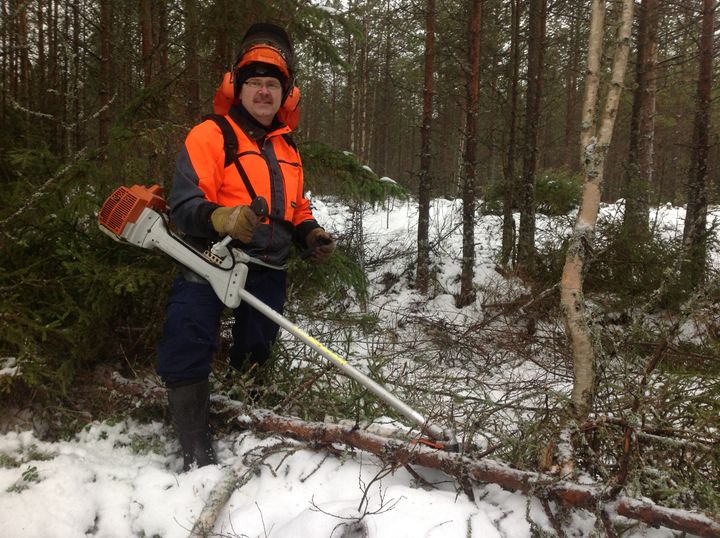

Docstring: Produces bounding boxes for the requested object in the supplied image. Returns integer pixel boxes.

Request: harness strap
[204,114,259,201]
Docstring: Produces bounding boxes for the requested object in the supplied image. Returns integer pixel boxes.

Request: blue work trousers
[156,268,286,385]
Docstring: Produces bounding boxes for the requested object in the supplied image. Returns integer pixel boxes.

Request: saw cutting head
[98,184,166,238]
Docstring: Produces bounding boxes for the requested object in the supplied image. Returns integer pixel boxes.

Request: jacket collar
[228,103,291,141]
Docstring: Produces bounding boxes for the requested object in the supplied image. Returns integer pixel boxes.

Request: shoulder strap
[281,133,297,152]
[203,113,258,201]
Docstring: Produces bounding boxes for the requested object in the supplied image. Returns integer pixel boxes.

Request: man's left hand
[306,228,336,263]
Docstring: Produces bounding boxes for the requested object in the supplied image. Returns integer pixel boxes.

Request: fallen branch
[189,463,250,538]
[99,370,720,537]
[244,411,720,537]
[616,498,720,538]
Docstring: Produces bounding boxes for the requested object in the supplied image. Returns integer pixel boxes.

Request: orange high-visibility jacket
[169,105,319,265]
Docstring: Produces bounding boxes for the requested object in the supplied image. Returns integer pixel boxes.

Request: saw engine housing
[98,184,248,308]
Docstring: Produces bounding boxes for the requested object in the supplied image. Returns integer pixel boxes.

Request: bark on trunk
[457,0,482,308]
[682,0,713,286]
[139,0,153,87]
[563,6,581,171]
[622,0,659,235]
[98,0,112,153]
[416,0,436,294]
[516,0,547,277]
[183,0,200,121]
[500,0,521,269]
[561,0,634,420]
[17,2,30,102]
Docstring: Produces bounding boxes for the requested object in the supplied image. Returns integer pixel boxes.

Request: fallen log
[99,370,720,537]
[244,410,720,537]
[616,498,720,538]
[188,462,251,538]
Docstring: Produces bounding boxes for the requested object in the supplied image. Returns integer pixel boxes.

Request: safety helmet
[232,23,296,102]
[213,23,301,128]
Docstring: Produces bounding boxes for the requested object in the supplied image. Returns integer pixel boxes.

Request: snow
[0,423,542,538]
[0,357,18,378]
[1,198,718,538]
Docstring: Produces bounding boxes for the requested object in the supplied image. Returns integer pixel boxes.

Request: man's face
[240,77,283,127]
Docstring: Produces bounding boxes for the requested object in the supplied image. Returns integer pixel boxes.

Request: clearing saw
[98,184,458,451]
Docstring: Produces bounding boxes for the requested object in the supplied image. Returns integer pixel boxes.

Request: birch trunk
[561,0,634,420]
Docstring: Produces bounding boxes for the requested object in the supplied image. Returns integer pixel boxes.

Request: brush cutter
[98,184,458,451]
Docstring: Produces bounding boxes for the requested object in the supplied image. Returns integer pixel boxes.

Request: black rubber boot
[167,379,217,471]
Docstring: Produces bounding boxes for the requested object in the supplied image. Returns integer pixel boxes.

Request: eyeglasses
[244,79,282,91]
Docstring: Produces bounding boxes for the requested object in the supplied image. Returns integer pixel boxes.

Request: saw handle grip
[299,234,334,260]
[250,196,269,222]
[212,196,269,254]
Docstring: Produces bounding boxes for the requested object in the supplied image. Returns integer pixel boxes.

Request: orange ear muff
[212,71,235,115]
[278,86,301,129]
[282,85,300,111]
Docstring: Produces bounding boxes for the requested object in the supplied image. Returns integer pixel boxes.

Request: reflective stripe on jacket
[168,104,319,265]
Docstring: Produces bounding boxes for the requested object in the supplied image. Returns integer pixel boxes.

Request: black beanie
[235,62,287,90]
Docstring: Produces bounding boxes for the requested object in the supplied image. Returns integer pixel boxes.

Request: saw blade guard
[98,184,248,308]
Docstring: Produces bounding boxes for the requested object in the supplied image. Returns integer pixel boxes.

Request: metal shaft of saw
[237,288,446,442]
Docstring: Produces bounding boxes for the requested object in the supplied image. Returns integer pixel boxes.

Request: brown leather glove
[306,228,336,263]
[210,205,259,243]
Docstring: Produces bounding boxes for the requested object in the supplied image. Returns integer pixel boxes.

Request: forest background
[1,0,719,529]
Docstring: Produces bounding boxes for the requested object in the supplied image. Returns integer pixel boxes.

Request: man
[156,23,335,470]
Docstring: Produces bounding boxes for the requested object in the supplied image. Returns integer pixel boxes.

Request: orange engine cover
[98,184,166,236]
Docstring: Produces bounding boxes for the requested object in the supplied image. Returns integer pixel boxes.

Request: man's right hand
[210,205,259,243]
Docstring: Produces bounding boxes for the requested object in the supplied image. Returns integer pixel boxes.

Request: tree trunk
[139,0,153,87]
[622,0,659,236]
[561,0,634,420]
[357,12,370,162]
[36,0,46,107]
[183,0,200,122]
[71,0,81,152]
[416,0,436,294]
[457,0,482,308]
[500,0,521,269]
[563,4,581,171]
[1,1,7,120]
[98,0,112,153]
[682,0,713,287]
[345,2,357,152]
[17,2,30,103]
[516,0,547,278]
[375,0,393,175]
[157,2,168,75]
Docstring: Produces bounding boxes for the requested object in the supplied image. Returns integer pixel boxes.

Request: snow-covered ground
[0,419,683,538]
[1,197,717,538]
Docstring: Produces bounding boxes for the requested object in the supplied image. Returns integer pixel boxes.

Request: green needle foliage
[300,140,407,203]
